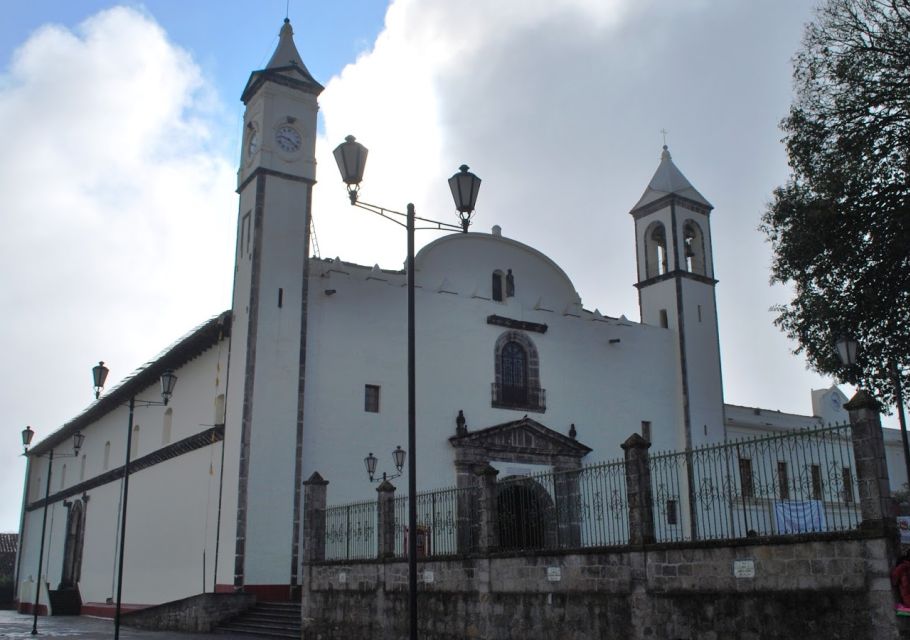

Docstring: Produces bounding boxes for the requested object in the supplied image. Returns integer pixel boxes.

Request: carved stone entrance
[449,415,591,551]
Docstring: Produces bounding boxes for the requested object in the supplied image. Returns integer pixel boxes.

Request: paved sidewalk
[0,610,270,639]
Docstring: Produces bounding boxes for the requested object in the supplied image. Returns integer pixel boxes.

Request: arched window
[683,220,706,275]
[162,408,173,446]
[644,222,669,278]
[501,341,528,405]
[492,270,505,302]
[492,331,545,411]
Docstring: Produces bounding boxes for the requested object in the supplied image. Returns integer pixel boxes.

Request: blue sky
[0,1,387,95]
[3,0,871,531]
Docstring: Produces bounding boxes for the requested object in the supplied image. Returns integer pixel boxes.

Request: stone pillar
[302,472,328,563]
[553,457,582,549]
[475,463,500,552]
[846,390,894,530]
[454,457,480,553]
[622,433,655,545]
[376,479,397,558]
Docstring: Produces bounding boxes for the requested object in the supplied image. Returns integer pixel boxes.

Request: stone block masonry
[302,533,905,640]
[120,593,255,632]
[302,408,906,638]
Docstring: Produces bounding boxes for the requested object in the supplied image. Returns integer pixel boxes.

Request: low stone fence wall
[121,592,255,632]
[302,530,905,640]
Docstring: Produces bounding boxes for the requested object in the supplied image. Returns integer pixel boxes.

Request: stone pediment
[449,416,591,460]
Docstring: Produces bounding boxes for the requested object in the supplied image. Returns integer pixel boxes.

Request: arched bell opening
[644,221,669,278]
[683,219,707,275]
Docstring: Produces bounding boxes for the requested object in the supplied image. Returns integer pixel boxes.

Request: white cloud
[313,0,833,423]
[0,7,235,529]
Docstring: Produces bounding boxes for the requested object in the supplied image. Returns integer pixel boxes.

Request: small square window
[364,385,380,413]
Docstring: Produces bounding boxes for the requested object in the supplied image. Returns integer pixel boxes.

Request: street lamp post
[21,426,85,635]
[333,135,480,640]
[835,335,910,486]
[92,362,177,640]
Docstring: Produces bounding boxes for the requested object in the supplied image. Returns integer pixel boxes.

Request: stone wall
[302,532,906,640]
[121,592,255,632]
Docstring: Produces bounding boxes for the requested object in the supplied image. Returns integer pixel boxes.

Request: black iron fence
[325,498,376,561]
[649,423,859,542]
[321,422,863,560]
[391,485,475,558]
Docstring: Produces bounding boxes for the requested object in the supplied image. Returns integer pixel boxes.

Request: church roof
[27,311,231,457]
[631,146,712,211]
[241,19,323,103]
[0,533,16,554]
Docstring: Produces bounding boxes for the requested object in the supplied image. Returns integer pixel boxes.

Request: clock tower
[218,18,323,598]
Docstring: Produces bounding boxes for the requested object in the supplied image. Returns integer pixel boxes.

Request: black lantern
[93,361,110,399]
[21,426,34,452]
[333,135,369,202]
[364,447,406,482]
[73,431,85,454]
[160,370,178,405]
[393,445,406,472]
[835,334,859,367]
[448,164,481,231]
[364,452,378,481]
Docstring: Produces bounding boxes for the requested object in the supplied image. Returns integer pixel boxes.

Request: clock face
[246,127,260,158]
[275,125,302,153]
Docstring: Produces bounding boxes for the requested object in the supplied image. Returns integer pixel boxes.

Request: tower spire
[268,18,305,69]
[631,145,711,211]
[241,18,323,104]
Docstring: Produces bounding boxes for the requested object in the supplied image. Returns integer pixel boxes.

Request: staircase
[215,601,301,639]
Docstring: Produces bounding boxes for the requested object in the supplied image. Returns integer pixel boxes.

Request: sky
[1,0,878,532]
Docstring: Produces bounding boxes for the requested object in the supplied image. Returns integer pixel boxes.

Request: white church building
[15,19,909,615]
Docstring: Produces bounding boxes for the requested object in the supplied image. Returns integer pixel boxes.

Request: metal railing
[649,423,859,542]
[392,485,477,558]
[325,499,377,560]
[321,422,863,560]
[490,383,546,412]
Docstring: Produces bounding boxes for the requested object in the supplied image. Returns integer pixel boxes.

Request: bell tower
[218,19,323,598]
[630,146,725,450]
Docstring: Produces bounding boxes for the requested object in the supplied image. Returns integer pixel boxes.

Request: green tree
[762,0,910,403]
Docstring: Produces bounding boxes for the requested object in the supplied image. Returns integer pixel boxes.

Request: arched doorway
[496,477,555,550]
[60,500,85,588]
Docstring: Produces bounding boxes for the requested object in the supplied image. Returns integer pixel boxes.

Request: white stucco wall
[300,230,685,508]
[18,340,228,609]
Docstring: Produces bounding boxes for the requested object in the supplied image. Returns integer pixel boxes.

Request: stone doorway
[60,499,85,589]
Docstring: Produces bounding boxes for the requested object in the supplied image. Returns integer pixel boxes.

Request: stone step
[239,614,300,625]
[216,622,299,639]
[214,600,300,640]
